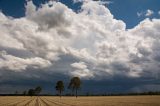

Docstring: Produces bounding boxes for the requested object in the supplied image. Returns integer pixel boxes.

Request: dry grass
[0,96,160,106]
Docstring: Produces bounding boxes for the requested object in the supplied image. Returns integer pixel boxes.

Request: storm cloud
[0,0,160,93]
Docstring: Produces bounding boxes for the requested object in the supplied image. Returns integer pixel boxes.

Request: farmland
[0,96,160,106]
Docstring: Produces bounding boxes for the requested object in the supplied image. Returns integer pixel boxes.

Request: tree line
[14,86,42,96]
[1,76,160,96]
[11,77,81,98]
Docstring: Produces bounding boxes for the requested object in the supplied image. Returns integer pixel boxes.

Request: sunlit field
[0,96,160,106]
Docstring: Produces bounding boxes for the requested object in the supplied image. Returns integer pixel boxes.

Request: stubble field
[0,96,160,106]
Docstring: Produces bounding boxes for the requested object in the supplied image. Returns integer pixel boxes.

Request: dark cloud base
[0,70,160,94]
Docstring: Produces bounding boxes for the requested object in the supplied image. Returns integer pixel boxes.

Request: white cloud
[71,61,87,70]
[145,9,154,17]
[137,11,143,17]
[0,0,160,80]
[71,62,94,78]
[158,11,160,15]
[0,51,51,71]
[73,0,113,6]
[137,9,154,17]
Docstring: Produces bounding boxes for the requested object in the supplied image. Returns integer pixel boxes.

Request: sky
[0,0,160,94]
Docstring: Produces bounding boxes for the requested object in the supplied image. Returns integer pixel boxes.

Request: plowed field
[0,96,160,106]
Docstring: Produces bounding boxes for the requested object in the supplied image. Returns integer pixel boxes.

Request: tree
[28,89,35,96]
[55,81,64,98]
[68,77,81,98]
[34,86,42,96]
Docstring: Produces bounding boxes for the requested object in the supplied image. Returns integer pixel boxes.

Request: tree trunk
[76,89,77,98]
[60,90,61,98]
[72,89,74,96]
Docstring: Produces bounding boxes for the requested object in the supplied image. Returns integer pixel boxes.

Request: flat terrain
[0,96,160,106]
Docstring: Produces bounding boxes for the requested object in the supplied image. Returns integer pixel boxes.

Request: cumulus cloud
[0,0,160,82]
[0,51,51,71]
[71,62,94,78]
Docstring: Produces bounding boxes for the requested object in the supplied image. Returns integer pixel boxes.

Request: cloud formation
[0,0,160,83]
[0,51,51,71]
[158,11,160,15]
[71,62,94,78]
[137,9,154,17]
[145,9,154,17]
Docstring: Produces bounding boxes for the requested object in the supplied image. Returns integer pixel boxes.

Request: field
[0,96,160,106]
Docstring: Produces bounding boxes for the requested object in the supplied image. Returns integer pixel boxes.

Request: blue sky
[0,0,160,28]
[0,0,160,94]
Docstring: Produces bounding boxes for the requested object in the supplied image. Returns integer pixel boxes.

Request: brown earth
[0,96,160,106]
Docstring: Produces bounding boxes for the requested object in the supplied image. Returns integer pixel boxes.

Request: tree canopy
[68,77,81,97]
[55,80,64,97]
